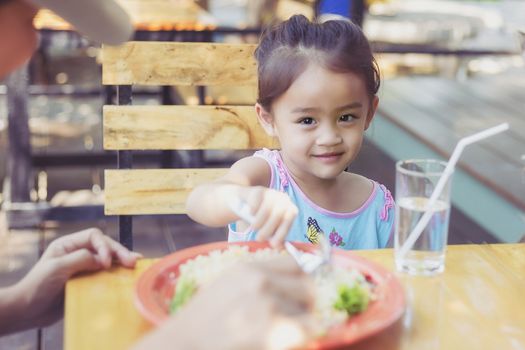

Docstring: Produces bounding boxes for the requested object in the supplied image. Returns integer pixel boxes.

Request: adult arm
[0,228,140,335]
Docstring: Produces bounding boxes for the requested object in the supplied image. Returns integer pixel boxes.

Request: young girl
[186,15,394,249]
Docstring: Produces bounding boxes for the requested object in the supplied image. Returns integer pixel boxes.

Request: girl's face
[0,0,39,78]
[257,63,378,183]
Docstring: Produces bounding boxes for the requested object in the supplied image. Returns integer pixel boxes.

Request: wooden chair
[102,41,278,249]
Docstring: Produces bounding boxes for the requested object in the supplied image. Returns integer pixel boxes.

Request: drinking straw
[398,123,509,259]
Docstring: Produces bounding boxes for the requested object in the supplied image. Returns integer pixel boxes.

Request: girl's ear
[255,103,277,136]
[364,95,379,130]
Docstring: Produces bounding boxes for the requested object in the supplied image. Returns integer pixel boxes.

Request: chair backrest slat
[103,105,277,150]
[102,42,257,86]
[103,41,271,228]
[105,168,228,215]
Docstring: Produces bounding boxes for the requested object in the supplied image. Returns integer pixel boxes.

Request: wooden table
[64,244,525,349]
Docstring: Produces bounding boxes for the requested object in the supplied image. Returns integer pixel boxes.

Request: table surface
[64,243,525,350]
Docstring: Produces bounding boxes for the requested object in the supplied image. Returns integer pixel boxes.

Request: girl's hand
[242,186,298,247]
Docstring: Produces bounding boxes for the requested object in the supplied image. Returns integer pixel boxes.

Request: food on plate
[169,246,375,331]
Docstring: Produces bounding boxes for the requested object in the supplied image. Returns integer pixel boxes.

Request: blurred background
[0,0,524,348]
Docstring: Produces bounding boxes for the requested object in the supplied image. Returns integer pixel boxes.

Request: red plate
[135,241,405,349]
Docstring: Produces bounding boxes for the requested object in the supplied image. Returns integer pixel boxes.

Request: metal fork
[284,234,332,274]
[228,195,332,274]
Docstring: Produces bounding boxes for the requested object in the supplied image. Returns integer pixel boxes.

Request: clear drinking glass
[394,159,452,276]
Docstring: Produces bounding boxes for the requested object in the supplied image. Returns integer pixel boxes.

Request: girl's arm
[186,156,298,246]
[186,156,271,227]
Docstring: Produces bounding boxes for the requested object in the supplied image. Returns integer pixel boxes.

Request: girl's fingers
[269,207,297,248]
[244,187,264,224]
[246,188,299,245]
[260,200,297,245]
[256,212,281,242]
[270,214,295,248]
[251,197,272,232]
[256,200,290,241]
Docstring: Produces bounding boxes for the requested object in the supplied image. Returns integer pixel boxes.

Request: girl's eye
[339,114,356,122]
[299,117,315,125]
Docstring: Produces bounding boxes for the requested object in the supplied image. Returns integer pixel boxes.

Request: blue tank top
[228,149,395,250]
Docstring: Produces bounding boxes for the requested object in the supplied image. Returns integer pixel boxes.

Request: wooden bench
[102,41,278,249]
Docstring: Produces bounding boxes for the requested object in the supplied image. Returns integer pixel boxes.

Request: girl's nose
[316,125,342,146]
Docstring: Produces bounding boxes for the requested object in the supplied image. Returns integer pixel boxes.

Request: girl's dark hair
[255,15,380,112]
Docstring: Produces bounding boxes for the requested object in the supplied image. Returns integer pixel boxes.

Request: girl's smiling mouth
[312,152,345,162]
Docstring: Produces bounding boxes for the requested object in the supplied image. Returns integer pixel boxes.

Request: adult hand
[6,228,141,332]
[133,255,315,350]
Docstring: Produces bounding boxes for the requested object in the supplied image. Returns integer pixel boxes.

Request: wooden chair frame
[102,41,278,249]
